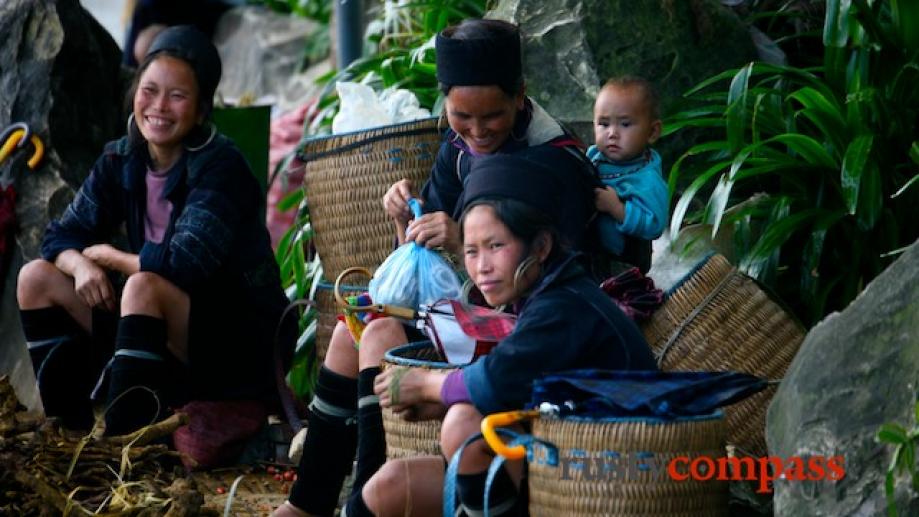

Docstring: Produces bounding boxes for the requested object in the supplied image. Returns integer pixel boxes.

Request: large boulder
[0,0,126,409]
[767,240,919,516]
[213,5,326,112]
[488,0,757,151]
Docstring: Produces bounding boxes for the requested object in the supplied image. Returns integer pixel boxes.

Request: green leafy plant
[274,187,323,397]
[666,0,919,325]
[877,400,919,516]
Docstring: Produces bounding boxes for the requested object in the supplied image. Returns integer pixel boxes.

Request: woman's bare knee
[362,460,407,515]
[441,404,490,472]
[359,317,407,369]
[324,321,358,377]
[17,259,67,308]
[121,272,184,316]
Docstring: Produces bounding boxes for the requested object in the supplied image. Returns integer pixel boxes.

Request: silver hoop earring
[185,122,216,152]
[512,255,540,293]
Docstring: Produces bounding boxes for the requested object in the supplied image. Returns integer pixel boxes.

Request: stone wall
[0,0,126,409]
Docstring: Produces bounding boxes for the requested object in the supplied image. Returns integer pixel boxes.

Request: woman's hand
[71,256,117,312]
[375,366,447,413]
[83,244,139,276]
[383,179,416,226]
[406,212,461,254]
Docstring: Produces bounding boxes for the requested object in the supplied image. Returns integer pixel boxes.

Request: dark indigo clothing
[41,134,293,400]
[462,252,657,416]
[419,98,599,250]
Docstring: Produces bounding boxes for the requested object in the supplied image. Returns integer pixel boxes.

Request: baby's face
[593,85,661,162]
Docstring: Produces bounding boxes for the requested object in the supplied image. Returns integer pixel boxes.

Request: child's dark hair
[602,76,661,120]
[438,19,525,98]
[459,197,563,265]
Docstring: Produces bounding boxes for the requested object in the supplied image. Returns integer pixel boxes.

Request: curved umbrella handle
[333,266,417,320]
[481,410,539,460]
[0,129,44,170]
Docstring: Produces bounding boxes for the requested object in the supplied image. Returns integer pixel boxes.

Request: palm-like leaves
[668,0,919,325]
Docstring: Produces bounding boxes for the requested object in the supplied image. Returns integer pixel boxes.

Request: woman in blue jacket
[340,154,658,516]
[16,26,293,435]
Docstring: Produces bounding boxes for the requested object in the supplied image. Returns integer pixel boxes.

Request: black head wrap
[435,23,522,88]
[145,25,222,113]
[460,154,564,226]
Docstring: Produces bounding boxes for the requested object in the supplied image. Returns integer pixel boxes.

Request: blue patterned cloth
[529,370,767,419]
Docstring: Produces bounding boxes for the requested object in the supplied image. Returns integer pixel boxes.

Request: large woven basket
[640,254,805,456]
[380,342,455,459]
[300,118,443,281]
[528,412,728,516]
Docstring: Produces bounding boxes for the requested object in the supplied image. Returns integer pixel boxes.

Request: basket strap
[274,299,316,434]
[655,267,738,367]
[443,429,556,517]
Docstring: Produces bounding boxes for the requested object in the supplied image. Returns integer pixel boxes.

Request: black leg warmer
[288,366,359,516]
[19,306,94,429]
[104,314,170,436]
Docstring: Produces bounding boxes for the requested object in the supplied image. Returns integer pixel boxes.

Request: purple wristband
[440,370,471,407]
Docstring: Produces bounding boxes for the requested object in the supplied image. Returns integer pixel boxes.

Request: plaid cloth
[599,267,664,321]
[529,370,767,419]
[449,300,517,341]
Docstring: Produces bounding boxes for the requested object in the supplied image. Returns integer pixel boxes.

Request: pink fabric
[144,167,173,243]
[266,101,314,248]
[172,399,268,469]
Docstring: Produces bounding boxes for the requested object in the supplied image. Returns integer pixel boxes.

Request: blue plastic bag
[368,199,463,309]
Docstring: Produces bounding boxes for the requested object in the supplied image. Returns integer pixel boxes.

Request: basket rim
[299,117,441,161]
[383,341,454,368]
[535,408,725,425]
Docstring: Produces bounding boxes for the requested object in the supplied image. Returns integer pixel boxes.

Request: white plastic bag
[368,199,462,309]
[332,82,391,134]
[332,82,431,134]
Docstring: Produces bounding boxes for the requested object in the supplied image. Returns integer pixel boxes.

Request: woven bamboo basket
[640,254,805,456]
[527,412,728,516]
[311,276,368,360]
[300,118,443,281]
[380,342,455,459]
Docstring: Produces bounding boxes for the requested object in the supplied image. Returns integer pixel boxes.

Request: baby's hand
[595,186,625,221]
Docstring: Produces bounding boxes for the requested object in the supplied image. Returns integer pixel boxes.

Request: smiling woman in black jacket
[16,26,293,436]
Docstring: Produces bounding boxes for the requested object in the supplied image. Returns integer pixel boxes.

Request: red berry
[266,466,277,475]
[283,470,295,481]
[274,474,283,482]
[216,487,226,495]
[293,473,298,482]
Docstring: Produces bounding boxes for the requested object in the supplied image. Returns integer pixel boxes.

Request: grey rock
[213,5,323,111]
[767,239,919,516]
[488,0,757,157]
[1,0,126,409]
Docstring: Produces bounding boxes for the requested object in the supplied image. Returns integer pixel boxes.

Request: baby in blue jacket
[588,77,669,265]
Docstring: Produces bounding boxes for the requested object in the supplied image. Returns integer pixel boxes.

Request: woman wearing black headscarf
[274,19,600,517]
[352,154,656,516]
[16,26,294,437]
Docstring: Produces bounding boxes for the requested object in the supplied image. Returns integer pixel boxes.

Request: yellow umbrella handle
[481,410,539,460]
[0,130,44,170]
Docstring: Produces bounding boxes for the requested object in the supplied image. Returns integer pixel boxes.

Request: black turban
[459,154,564,226]
[146,25,222,111]
[435,26,521,88]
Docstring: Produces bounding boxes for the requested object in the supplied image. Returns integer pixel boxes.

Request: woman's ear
[535,231,553,263]
[515,82,527,111]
